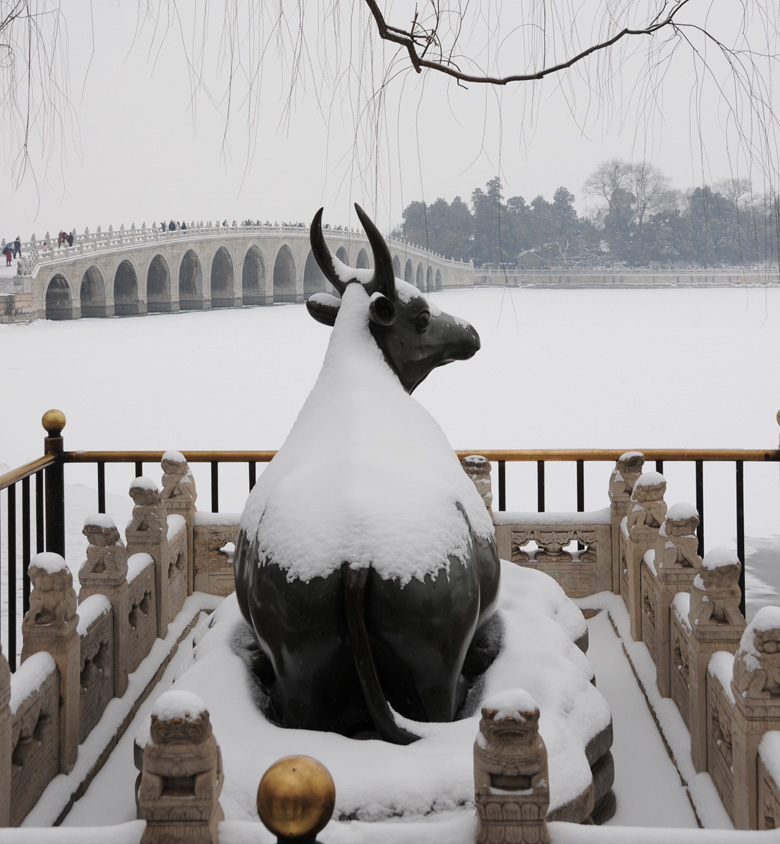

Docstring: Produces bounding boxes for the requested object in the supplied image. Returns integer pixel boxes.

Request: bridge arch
[356,248,370,269]
[416,264,425,291]
[46,274,73,320]
[404,259,413,284]
[303,250,325,297]
[211,246,235,308]
[435,269,442,291]
[335,246,348,265]
[426,266,433,292]
[179,248,204,310]
[392,255,401,278]
[241,245,266,305]
[114,260,140,316]
[80,266,108,318]
[147,254,172,313]
[273,244,297,302]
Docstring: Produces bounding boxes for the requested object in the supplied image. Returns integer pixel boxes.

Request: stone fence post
[79,514,131,697]
[608,452,645,595]
[462,455,493,513]
[0,644,10,826]
[137,690,224,844]
[474,690,550,844]
[688,547,745,772]
[160,451,197,595]
[653,503,701,697]
[625,472,667,641]
[731,606,780,829]
[20,553,80,774]
[126,478,170,639]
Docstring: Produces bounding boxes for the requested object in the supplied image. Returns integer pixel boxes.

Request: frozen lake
[1,285,780,616]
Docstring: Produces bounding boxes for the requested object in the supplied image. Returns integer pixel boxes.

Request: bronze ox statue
[234,205,501,744]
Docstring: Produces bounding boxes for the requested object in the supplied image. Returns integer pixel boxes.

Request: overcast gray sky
[6,1,779,239]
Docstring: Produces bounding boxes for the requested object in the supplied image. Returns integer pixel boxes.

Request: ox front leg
[366,559,480,723]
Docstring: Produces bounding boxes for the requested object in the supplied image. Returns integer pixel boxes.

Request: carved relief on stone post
[731,606,780,829]
[80,515,131,697]
[474,689,550,844]
[609,451,644,596]
[137,690,224,844]
[462,455,493,513]
[625,472,666,641]
[126,478,170,639]
[687,547,746,775]
[653,503,701,697]
[20,553,80,774]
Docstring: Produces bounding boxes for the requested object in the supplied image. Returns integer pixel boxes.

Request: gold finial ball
[41,409,66,436]
[777,409,780,427]
[257,755,336,840]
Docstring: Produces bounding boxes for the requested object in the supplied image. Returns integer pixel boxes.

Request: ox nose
[461,323,481,358]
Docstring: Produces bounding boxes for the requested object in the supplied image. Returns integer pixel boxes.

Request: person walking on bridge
[13,236,21,258]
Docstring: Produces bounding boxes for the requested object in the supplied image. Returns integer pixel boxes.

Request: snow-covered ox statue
[234,205,500,744]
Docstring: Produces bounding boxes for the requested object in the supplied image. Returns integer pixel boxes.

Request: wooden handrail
[0,454,57,490]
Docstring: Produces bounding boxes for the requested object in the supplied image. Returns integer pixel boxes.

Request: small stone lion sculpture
[609,452,645,503]
[81,516,128,581]
[657,503,700,570]
[689,547,743,627]
[137,691,224,835]
[24,554,77,629]
[161,451,197,504]
[128,479,165,537]
[627,472,667,533]
[733,607,780,697]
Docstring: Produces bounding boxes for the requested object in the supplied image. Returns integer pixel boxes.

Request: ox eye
[415,311,431,332]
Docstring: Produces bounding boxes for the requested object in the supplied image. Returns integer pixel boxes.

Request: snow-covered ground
[3,285,780,839]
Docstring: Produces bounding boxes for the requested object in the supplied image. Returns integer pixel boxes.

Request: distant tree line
[392,163,780,269]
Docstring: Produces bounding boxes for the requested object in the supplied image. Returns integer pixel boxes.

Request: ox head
[307,204,481,394]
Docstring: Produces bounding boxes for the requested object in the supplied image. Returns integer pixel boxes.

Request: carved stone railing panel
[126,555,158,677]
[758,733,780,830]
[670,596,691,730]
[10,654,59,826]
[166,516,188,624]
[78,596,114,744]
[193,516,240,597]
[708,660,736,817]
[641,554,657,659]
[494,510,611,599]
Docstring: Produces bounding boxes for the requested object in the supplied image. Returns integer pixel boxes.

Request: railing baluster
[655,459,664,474]
[22,477,31,615]
[8,484,16,671]
[249,462,257,492]
[97,461,106,513]
[576,461,585,512]
[35,471,44,553]
[211,462,219,512]
[695,460,705,559]
[135,461,143,478]
[736,460,746,618]
[537,461,545,513]
[498,461,506,511]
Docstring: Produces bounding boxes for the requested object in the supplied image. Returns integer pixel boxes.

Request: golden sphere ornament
[41,409,66,436]
[257,755,336,841]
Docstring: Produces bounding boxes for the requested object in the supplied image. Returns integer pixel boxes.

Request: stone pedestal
[80,515,131,697]
[126,478,169,639]
[731,607,780,829]
[474,690,550,844]
[137,691,224,844]
[0,645,10,826]
[688,547,745,772]
[161,451,197,595]
[20,553,80,774]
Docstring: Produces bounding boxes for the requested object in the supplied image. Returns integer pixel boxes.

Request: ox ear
[368,292,395,327]
[306,292,341,326]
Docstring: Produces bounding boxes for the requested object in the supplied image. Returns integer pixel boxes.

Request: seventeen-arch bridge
[1,222,474,321]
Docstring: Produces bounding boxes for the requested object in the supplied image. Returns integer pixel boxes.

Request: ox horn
[354,203,396,302]
[310,207,347,296]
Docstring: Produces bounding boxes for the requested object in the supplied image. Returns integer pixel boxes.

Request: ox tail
[341,562,420,745]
